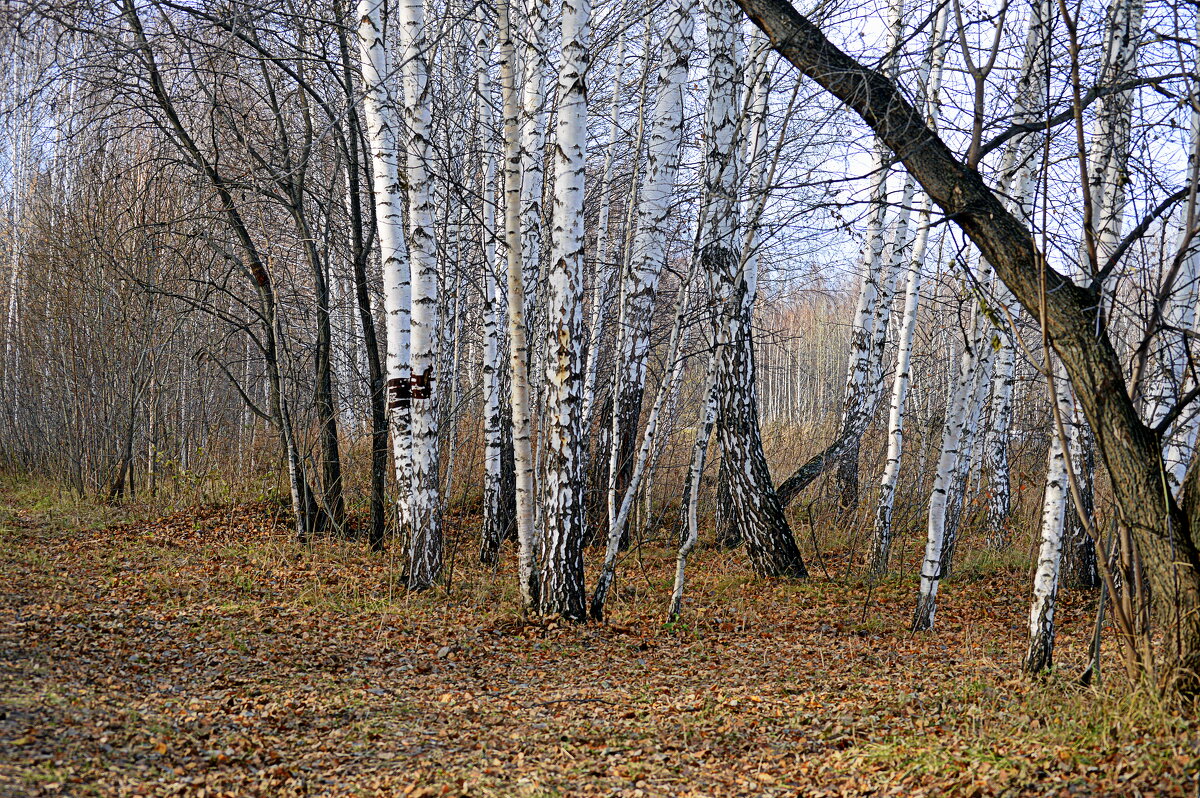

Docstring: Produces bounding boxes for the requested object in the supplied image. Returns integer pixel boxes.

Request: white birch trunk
[539,0,590,620]
[832,0,908,504]
[1024,362,1075,673]
[396,0,442,588]
[497,0,539,610]
[607,0,696,539]
[983,0,1054,543]
[1085,0,1145,271]
[868,0,949,573]
[356,0,413,539]
[518,0,550,326]
[870,196,932,574]
[913,298,999,630]
[1153,48,1200,490]
[476,7,514,564]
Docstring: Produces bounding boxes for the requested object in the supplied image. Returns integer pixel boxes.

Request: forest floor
[1,480,1197,797]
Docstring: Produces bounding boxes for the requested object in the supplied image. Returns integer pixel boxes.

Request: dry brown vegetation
[0,478,1196,797]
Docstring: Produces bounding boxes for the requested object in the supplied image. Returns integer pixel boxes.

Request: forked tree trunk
[703,0,806,578]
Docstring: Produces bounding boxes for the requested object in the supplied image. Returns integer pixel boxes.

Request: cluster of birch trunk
[1,0,1198,679]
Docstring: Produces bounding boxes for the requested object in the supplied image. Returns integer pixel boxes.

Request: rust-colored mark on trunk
[411,367,434,400]
[387,377,411,409]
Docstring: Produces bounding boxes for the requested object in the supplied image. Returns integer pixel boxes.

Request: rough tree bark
[734,0,1200,692]
[703,0,806,578]
[538,0,590,620]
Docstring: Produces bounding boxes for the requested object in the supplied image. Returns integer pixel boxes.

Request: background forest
[1,0,1199,792]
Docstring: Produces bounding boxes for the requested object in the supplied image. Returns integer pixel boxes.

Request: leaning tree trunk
[702,0,806,578]
[593,260,696,619]
[1161,89,1200,489]
[736,0,1200,692]
[671,345,720,617]
[122,0,319,540]
[538,0,590,620]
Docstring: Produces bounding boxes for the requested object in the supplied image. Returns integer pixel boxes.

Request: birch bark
[396,0,442,588]
[913,294,999,631]
[1024,361,1075,673]
[703,0,806,578]
[476,6,517,564]
[538,0,590,620]
[831,0,907,506]
[869,1,949,574]
[497,0,539,609]
[356,0,414,542]
[983,0,1054,544]
[608,0,696,545]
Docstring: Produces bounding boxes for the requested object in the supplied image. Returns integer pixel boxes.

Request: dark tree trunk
[714,455,742,549]
[708,243,807,578]
[735,0,1200,692]
[834,438,860,509]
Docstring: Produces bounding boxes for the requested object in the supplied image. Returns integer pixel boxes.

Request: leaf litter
[0,494,1197,796]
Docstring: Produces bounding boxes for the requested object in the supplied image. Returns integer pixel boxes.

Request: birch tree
[703,0,806,578]
[608,0,695,545]
[538,0,590,620]
[497,0,539,609]
[829,0,908,508]
[356,0,415,543]
[395,0,443,588]
[1024,362,1076,673]
[869,0,949,575]
[476,4,517,565]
